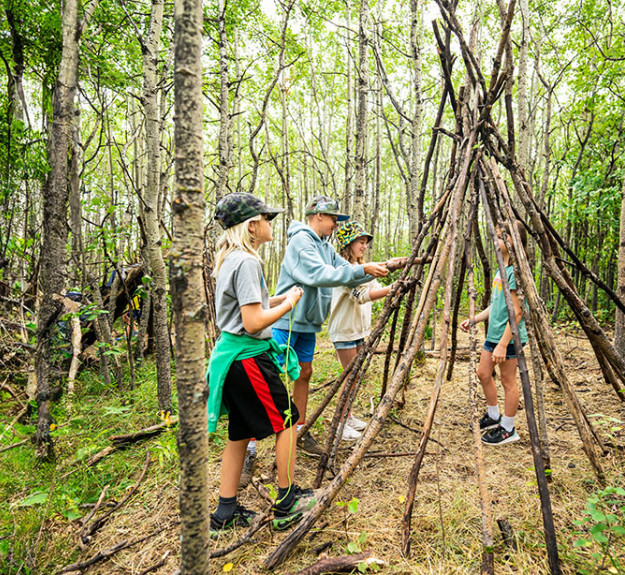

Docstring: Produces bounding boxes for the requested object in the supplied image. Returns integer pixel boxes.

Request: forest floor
[1,322,625,574]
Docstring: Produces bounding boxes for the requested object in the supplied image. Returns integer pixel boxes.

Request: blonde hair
[213,215,263,277]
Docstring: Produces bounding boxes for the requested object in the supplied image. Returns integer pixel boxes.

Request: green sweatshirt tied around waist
[207,331,300,433]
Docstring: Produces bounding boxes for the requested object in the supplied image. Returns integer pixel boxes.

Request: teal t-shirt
[486,266,528,345]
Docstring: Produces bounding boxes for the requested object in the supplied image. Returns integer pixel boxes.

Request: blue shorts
[483,340,525,360]
[333,338,365,350]
[272,328,316,363]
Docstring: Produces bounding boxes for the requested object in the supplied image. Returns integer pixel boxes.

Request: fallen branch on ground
[80,449,150,543]
[0,437,29,453]
[59,522,172,573]
[288,551,384,575]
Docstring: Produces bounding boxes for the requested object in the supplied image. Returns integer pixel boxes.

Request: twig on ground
[78,485,109,535]
[137,550,170,575]
[287,551,385,575]
[0,438,29,453]
[251,477,274,504]
[109,419,178,445]
[209,511,272,559]
[80,449,150,543]
[59,523,172,573]
[497,518,518,551]
[309,379,335,394]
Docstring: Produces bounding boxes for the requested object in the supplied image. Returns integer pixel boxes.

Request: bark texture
[35,0,81,459]
[172,0,210,571]
[142,0,172,413]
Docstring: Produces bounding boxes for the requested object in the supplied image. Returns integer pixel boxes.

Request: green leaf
[358,530,368,544]
[346,541,361,554]
[17,492,49,507]
[591,532,609,544]
[348,497,360,514]
[590,510,607,523]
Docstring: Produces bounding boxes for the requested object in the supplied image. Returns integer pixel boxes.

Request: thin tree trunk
[142,0,172,414]
[409,0,423,237]
[172,0,210,570]
[516,0,529,172]
[352,0,369,222]
[344,0,353,211]
[615,173,625,359]
[36,0,81,460]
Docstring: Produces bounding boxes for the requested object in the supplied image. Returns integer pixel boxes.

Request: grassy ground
[1,324,624,574]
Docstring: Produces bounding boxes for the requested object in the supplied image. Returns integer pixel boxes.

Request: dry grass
[47,326,625,574]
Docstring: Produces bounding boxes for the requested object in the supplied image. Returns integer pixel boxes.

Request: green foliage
[0,360,178,573]
[573,486,625,573]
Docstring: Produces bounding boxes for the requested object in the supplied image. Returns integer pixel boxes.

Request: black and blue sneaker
[479,412,502,431]
[481,424,519,446]
[209,504,257,538]
[272,485,317,530]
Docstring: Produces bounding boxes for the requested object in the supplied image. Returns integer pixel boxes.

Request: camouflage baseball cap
[214,192,284,230]
[304,195,349,222]
[336,220,373,249]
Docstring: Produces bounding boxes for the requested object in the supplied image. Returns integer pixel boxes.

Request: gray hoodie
[272,221,372,333]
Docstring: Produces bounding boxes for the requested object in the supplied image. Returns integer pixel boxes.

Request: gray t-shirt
[215,250,271,340]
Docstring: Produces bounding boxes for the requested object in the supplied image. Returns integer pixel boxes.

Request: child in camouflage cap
[208,192,317,534]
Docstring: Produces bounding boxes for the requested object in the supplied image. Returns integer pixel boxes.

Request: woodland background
[1,0,625,573]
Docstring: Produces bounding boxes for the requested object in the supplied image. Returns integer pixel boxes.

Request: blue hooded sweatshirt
[272,221,373,333]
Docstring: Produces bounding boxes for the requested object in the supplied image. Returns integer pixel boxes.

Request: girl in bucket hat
[327,221,402,441]
[208,192,317,534]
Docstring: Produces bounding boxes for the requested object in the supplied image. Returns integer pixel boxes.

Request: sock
[276,485,295,509]
[213,495,237,522]
[247,439,257,455]
[487,405,501,420]
[501,415,515,432]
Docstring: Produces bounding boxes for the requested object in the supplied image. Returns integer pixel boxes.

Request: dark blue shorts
[483,340,525,360]
[272,328,316,363]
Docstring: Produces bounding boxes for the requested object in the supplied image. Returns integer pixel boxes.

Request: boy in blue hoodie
[270,195,389,455]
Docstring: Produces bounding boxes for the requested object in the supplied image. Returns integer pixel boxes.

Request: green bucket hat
[336,220,374,249]
[304,195,349,222]
[214,192,284,230]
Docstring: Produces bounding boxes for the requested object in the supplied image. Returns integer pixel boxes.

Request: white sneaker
[340,424,361,441]
[347,415,367,431]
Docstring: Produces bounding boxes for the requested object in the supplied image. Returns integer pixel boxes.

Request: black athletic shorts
[222,352,299,441]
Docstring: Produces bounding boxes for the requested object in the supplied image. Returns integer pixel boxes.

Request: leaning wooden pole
[480,173,561,575]
[401,208,459,557]
[465,200,495,575]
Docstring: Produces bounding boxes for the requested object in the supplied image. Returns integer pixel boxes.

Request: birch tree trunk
[409,0,423,238]
[172,0,210,570]
[216,0,232,201]
[517,0,529,172]
[344,0,354,213]
[352,0,369,222]
[36,0,82,459]
[142,0,172,414]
